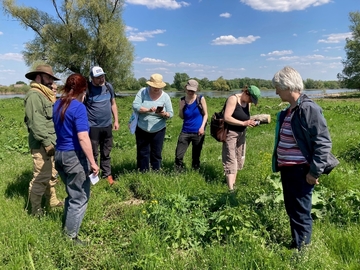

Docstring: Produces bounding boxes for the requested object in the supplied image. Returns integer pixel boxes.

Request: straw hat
[146,74,166,88]
[25,64,60,81]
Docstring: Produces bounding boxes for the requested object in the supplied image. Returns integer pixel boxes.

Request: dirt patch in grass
[120,198,145,206]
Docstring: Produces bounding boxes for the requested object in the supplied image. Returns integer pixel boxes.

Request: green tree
[2,0,134,90]
[15,81,26,85]
[212,77,230,91]
[338,11,360,89]
[324,81,340,89]
[173,72,190,90]
[199,77,210,90]
[138,77,147,88]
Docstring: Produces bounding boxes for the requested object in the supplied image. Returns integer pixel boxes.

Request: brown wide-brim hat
[25,64,60,81]
[146,73,166,88]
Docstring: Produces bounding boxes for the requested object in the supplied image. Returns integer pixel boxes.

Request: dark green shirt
[24,90,56,149]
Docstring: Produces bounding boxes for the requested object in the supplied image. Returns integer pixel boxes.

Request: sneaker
[106,175,115,186]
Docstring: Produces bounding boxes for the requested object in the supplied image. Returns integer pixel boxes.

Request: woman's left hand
[306,173,319,185]
[198,127,205,135]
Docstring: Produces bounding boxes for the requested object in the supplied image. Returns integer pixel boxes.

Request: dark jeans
[280,165,314,249]
[135,126,166,172]
[89,125,113,177]
[55,150,90,239]
[175,132,205,169]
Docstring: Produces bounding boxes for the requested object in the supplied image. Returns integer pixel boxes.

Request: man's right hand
[44,144,55,156]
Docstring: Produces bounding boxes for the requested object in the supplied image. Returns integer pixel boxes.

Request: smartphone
[155,106,164,113]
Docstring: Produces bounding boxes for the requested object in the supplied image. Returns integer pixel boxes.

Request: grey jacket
[272,94,338,178]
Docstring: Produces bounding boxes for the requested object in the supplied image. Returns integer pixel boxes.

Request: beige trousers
[222,129,246,175]
[29,146,60,213]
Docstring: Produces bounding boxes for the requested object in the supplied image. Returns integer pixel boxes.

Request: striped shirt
[277,109,308,167]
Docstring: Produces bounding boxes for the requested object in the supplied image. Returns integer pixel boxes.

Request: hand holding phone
[155,106,164,113]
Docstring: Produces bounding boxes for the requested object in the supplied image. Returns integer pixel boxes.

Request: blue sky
[0,0,357,86]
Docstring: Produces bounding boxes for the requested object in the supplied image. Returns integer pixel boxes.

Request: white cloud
[0,69,16,73]
[157,43,167,46]
[0,53,23,61]
[318,32,352,43]
[225,67,246,71]
[0,31,3,35]
[178,62,216,69]
[261,50,293,56]
[140,57,175,66]
[266,54,341,61]
[126,26,138,32]
[146,67,169,71]
[127,29,166,42]
[278,56,300,61]
[126,0,190,9]
[240,0,331,12]
[211,35,260,45]
[220,12,231,18]
[293,33,297,37]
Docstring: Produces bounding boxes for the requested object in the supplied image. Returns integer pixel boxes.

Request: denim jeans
[175,132,205,169]
[55,150,90,239]
[89,125,113,177]
[280,165,314,248]
[135,126,166,172]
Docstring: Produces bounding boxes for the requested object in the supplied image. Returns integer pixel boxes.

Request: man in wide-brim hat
[25,64,60,89]
[24,64,63,216]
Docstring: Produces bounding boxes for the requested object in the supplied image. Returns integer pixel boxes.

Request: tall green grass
[1,93,360,269]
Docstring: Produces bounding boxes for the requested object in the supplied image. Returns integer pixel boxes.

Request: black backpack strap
[105,82,115,98]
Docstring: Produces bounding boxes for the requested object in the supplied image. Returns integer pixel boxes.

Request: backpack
[85,81,114,103]
[181,95,204,115]
[210,100,228,142]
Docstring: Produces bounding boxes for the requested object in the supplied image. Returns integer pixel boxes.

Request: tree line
[0,75,344,94]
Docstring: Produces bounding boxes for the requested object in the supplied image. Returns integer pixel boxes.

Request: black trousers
[135,126,165,172]
[175,132,205,169]
[89,125,113,177]
[280,164,314,249]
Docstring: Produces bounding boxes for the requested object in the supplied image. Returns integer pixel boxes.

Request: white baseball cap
[90,66,106,78]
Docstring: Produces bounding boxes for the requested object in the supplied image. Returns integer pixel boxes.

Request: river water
[0,89,357,100]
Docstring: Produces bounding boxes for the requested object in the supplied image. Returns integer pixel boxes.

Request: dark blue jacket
[272,94,336,178]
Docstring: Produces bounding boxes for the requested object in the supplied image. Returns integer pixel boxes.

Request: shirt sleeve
[74,103,89,133]
[132,87,146,112]
[164,94,174,118]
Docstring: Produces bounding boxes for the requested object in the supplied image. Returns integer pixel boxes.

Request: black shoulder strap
[105,82,114,97]
[196,95,201,104]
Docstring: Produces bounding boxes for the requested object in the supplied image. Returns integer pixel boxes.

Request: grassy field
[1,93,360,269]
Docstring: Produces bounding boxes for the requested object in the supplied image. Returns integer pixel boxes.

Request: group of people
[23,64,337,250]
[24,65,117,244]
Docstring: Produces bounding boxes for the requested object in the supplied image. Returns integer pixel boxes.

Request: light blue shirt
[132,87,173,133]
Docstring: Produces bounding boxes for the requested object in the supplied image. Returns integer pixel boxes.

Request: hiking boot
[106,175,115,185]
[71,237,89,246]
[52,201,64,208]
[45,186,63,208]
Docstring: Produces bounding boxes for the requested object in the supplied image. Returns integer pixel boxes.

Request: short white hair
[272,66,304,93]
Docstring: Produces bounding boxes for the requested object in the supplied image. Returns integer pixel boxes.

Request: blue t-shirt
[53,99,89,151]
[84,82,114,127]
[182,97,203,133]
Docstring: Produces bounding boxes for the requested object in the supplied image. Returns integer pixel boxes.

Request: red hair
[57,74,87,122]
